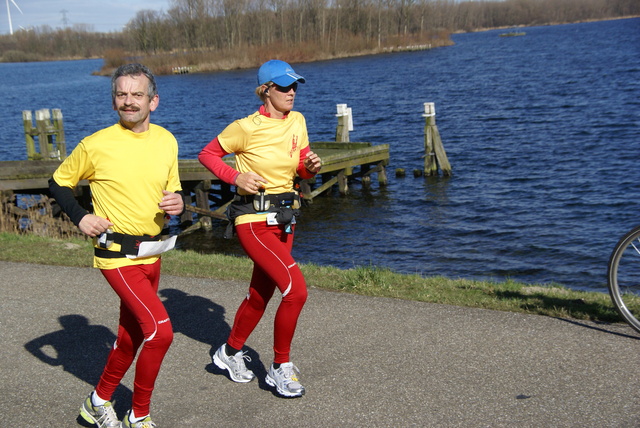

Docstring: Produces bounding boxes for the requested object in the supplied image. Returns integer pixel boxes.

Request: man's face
[113,74,158,133]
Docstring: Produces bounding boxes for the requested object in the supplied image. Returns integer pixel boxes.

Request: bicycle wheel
[607,225,640,333]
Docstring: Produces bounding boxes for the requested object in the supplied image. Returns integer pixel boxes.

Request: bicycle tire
[607,224,640,333]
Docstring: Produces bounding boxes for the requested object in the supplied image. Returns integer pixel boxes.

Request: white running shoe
[122,410,156,428]
[265,362,306,397]
[79,393,121,427]
[212,344,256,383]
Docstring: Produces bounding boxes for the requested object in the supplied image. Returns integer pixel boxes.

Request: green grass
[0,232,626,323]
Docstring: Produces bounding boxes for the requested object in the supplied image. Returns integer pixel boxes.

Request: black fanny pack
[95,232,162,259]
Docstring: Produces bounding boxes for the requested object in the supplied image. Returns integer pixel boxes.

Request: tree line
[0,0,637,69]
[98,0,640,55]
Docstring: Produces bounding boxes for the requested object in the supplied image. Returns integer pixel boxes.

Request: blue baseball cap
[257,60,306,86]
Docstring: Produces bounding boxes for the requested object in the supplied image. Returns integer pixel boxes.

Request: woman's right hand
[235,172,268,194]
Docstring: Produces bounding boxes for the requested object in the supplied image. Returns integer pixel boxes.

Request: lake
[0,18,638,292]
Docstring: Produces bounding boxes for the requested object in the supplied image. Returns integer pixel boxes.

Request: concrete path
[1,260,638,427]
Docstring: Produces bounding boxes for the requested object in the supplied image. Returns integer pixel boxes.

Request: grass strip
[0,232,624,323]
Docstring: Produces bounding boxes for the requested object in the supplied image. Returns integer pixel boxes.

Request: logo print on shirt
[289,135,298,158]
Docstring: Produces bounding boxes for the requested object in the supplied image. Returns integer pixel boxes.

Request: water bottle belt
[233,192,299,210]
[95,233,162,259]
[224,192,301,239]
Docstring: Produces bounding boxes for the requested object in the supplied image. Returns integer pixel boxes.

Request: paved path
[1,260,639,427]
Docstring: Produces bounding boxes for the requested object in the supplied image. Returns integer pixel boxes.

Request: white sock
[91,391,107,406]
[129,411,149,423]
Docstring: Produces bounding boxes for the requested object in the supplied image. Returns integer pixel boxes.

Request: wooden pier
[0,140,389,230]
[1,102,452,233]
[0,141,390,198]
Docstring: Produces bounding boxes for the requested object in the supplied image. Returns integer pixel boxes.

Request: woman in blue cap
[199,59,322,397]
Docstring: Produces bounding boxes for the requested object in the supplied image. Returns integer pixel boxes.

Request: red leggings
[96,259,173,417]
[228,222,308,364]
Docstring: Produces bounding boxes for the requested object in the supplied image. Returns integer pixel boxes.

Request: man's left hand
[159,190,184,215]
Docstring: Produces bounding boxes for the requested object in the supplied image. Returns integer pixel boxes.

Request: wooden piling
[52,109,66,159]
[22,111,36,160]
[36,109,52,159]
[361,164,372,189]
[423,103,451,176]
[194,179,212,230]
[338,169,349,195]
[335,103,353,142]
[23,108,67,161]
[377,165,387,186]
[180,193,194,224]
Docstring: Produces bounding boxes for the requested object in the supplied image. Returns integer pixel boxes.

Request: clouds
[1,0,172,34]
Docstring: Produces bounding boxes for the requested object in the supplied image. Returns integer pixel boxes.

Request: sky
[1,0,173,35]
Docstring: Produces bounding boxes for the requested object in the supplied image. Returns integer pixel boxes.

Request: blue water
[1,18,638,292]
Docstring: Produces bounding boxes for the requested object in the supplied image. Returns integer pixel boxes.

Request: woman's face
[264,82,298,118]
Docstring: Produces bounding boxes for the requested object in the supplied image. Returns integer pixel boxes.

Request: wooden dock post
[338,169,349,195]
[423,103,451,176]
[22,108,67,161]
[377,166,387,187]
[22,111,37,160]
[335,104,353,142]
[52,109,66,159]
[194,179,212,230]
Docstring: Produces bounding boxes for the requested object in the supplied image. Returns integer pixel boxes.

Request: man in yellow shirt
[49,63,183,428]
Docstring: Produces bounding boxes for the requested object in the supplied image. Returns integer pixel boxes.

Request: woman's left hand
[304,151,322,173]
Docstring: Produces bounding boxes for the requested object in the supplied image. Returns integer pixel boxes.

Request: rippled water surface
[1,18,638,291]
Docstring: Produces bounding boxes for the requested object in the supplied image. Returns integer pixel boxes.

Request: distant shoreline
[453,14,640,34]
[108,15,640,76]
[94,37,456,77]
[6,16,636,76]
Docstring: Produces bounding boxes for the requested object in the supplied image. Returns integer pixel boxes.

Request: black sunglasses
[272,82,298,93]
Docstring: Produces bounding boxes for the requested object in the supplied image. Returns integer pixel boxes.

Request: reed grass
[1,195,86,239]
